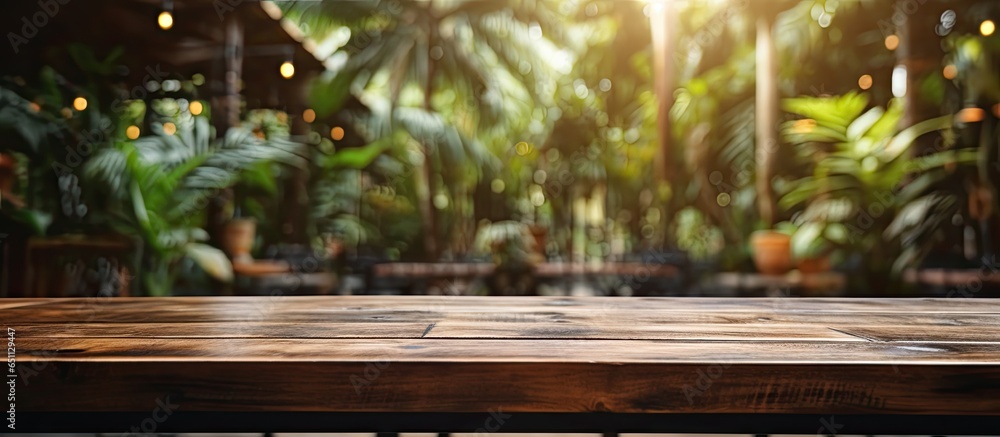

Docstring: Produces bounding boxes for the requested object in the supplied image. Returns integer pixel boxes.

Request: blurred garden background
[0,0,998,298]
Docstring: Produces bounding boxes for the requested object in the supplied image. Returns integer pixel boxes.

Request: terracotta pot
[750,230,792,275]
[222,218,256,263]
[797,256,831,274]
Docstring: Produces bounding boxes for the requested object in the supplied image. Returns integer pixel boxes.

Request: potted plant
[749,229,792,275]
[775,221,834,273]
[84,111,307,295]
[473,221,542,295]
[778,92,976,278]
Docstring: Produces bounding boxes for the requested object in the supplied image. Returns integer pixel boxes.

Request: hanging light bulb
[280,60,295,79]
[981,20,996,36]
[158,0,174,30]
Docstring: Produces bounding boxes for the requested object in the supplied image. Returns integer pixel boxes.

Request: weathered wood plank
[12,321,864,341]
[6,297,1000,327]
[0,299,56,310]
[5,296,1000,318]
[13,356,1000,415]
[13,337,1000,363]
[835,325,1000,343]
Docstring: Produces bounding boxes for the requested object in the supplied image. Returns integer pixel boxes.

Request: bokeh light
[280,61,295,79]
[892,66,907,98]
[491,179,505,194]
[330,126,345,141]
[163,122,177,136]
[981,20,996,36]
[189,101,203,115]
[515,141,533,156]
[716,193,731,207]
[858,74,873,90]
[303,109,316,123]
[126,125,140,140]
[957,107,985,123]
[158,11,173,30]
[433,193,449,209]
[72,97,87,111]
[884,35,899,50]
[942,64,958,80]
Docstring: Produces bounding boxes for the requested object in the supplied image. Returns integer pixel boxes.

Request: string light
[981,20,996,36]
[163,122,177,136]
[158,0,173,30]
[158,11,173,29]
[280,61,295,79]
[957,107,985,123]
[858,74,873,90]
[943,64,958,80]
[330,126,344,141]
[884,35,899,50]
[189,101,203,115]
[72,97,87,111]
[303,109,316,123]
[126,125,141,140]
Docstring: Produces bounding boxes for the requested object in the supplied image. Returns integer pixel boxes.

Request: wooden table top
[5,296,1000,419]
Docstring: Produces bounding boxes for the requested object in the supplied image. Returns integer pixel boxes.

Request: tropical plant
[779,92,976,273]
[668,0,896,268]
[885,23,1000,272]
[306,125,393,254]
[473,220,540,269]
[0,85,62,234]
[281,0,577,258]
[84,113,307,296]
[0,60,118,236]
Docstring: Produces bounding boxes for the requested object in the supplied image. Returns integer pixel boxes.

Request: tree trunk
[755,13,779,228]
[650,1,677,247]
[418,18,440,261]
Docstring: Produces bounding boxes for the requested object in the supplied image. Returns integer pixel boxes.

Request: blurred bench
[2,234,134,297]
[367,261,684,295]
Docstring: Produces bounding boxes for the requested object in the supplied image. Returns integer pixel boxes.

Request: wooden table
[4,296,1000,434]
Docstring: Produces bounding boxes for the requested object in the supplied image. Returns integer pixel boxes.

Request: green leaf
[184,243,234,283]
[791,222,824,260]
[1,206,51,236]
[311,69,362,118]
[880,115,951,162]
[846,107,884,141]
[325,140,390,169]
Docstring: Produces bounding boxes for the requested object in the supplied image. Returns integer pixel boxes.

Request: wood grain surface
[4,296,1000,415]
